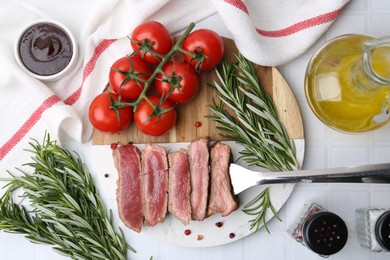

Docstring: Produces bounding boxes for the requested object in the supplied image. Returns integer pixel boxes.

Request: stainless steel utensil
[230,163,390,195]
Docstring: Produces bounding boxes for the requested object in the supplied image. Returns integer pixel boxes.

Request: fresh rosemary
[207,54,299,232]
[0,134,133,259]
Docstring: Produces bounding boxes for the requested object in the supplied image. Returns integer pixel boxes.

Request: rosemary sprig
[207,54,299,232]
[0,134,133,259]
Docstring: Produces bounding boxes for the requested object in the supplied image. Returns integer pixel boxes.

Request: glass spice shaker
[356,208,390,252]
[288,202,348,257]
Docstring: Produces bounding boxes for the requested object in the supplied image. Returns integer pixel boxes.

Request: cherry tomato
[89,92,132,134]
[134,96,177,136]
[155,61,199,104]
[182,29,224,71]
[109,56,151,100]
[131,21,173,65]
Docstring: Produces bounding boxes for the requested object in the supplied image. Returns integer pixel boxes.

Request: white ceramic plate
[92,139,305,247]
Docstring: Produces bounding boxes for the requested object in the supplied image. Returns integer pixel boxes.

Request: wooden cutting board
[92,38,304,145]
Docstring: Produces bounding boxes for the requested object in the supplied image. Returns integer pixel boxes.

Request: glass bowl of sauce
[15,19,78,81]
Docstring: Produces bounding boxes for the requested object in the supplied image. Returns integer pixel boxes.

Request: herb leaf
[0,134,134,259]
[207,55,299,232]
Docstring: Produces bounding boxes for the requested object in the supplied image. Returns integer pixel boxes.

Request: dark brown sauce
[19,22,73,76]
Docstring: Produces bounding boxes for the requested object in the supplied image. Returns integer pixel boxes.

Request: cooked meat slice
[168,149,191,225]
[188,137,210,221]
[141,144,169,226]
[113,144,143,233]
[208,141,238,217]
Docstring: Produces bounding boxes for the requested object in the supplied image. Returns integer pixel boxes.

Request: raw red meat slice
[208,141,238,217]
[168,149,191,225]
[113,144,143,233]
[188,137,210,221]
[141,144,169,226]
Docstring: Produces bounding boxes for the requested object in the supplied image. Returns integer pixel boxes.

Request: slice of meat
[168,149,191,225]
[141,144,169,226]
[188,137,210,221]
[113,144,143,233]
[208,141,238,217]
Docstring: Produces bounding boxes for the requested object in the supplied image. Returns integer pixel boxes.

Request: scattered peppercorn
[104,173,109,178]
[197,234,204,240]
[184,229,191,236]
[229,232,235,239]
[194,121,202,127]
[215,222,223,228]
[110,143,118,150]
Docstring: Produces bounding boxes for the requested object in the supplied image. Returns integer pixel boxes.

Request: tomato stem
[177,46,209,72]
[112,22,196,117]
[129,38,165,60]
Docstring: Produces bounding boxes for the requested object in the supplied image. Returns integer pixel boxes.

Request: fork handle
[259,163,390,185]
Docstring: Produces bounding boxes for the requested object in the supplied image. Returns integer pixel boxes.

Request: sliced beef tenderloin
[187,137,210,221]
[141,144,169,226]
[168,149,192,225]
[208,141,238,217]
[113,144,144,233]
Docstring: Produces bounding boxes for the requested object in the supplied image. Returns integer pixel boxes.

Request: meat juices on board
[113,144,144,233]
[141,144,169,226]
[188,137,210,221]
[168,149,192,225]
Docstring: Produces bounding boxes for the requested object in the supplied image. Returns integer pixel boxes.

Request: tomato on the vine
[89,92,132,134]
[155,61,199,104]
[134,96,176,136]
[109,56,151,100]
[182,29,224,71]
[131,21,173,65]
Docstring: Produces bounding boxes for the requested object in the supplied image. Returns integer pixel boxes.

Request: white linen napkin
[0,0,216,169]
[0,0,348,170]
[212,0,351,66]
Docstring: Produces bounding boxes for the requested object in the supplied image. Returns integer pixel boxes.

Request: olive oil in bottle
[305,34,390,133]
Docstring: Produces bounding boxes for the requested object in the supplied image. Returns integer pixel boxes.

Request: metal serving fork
[230,163,390,195]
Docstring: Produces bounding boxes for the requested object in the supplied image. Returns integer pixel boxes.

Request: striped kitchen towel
[0,0,348,170]
[213,0,351,66]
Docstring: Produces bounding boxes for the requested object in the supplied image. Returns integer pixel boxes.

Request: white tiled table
[1,0,390,259]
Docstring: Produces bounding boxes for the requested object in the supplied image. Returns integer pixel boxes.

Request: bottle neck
[351,57,390,91]
[356,37,390,89]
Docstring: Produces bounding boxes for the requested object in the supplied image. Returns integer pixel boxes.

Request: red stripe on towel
[256,6,346,38]
[223,0,249,14]
[0,95,61,160]
[64,38,117,105]
[1,38,117,160]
